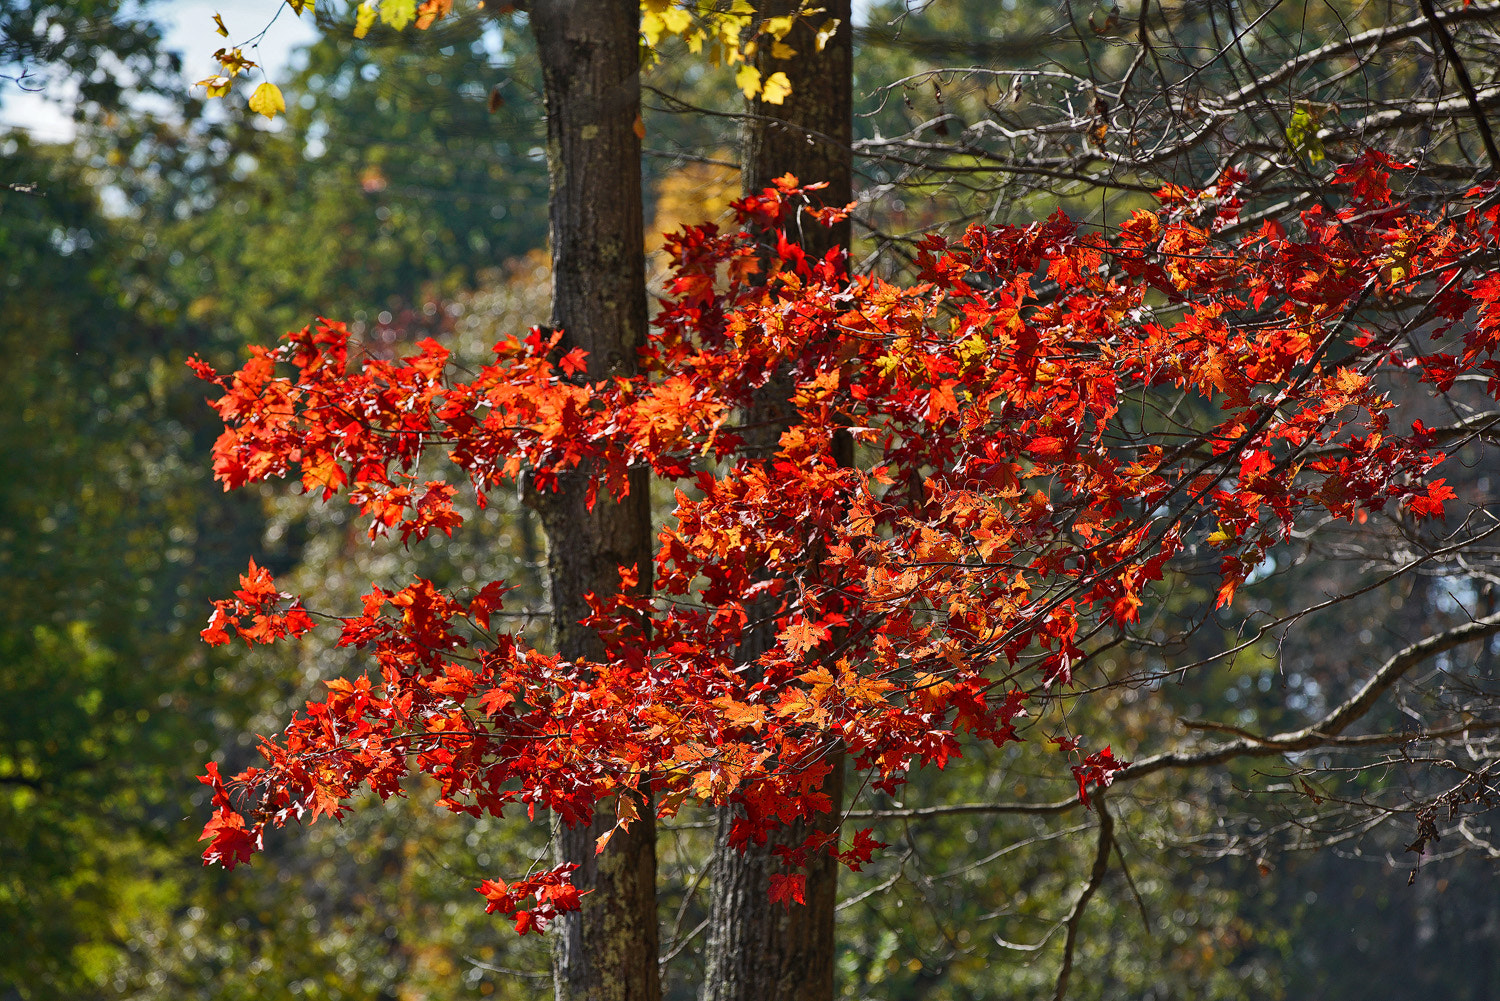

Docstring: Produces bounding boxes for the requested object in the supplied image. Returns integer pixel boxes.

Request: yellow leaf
[354,1,376,37]
[381,0,416,30]
[771,40,796,59]
[285,0,314,13]
[735,64,761,100]
[213,13,228,36]
[763,14,795,38]
[660,6,691,34]
[641,10,665,46]
[716,15,748,53]
[248,81,286,120]
[196,76,232,98]
[214,46,256,76]
[954,333,987,366]
[815,18,840,51]
[761,71,792,105]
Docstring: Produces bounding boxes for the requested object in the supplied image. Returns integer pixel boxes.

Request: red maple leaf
[768,873,806,907]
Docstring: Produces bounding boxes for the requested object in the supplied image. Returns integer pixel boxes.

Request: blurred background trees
[4,1,1500,999]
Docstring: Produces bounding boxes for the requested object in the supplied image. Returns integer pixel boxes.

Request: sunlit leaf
[248,81,286,120]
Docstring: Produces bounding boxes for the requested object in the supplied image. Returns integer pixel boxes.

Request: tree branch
[1052,791,1113,1001]
[1420,0,1500,172]
[849,613,1500,821]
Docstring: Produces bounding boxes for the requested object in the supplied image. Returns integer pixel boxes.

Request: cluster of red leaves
[475,864,582,935]
[191,159,1500,926]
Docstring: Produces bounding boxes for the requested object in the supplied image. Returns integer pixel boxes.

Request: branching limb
[1123,610,1500,780]
[850,613,1500,822]
[1052,791,1114,1001]
[1420,0,1500,171]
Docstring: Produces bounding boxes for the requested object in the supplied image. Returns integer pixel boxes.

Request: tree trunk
[528,4,660,1001]
[701,6,852,1001]
[738,0,853,262]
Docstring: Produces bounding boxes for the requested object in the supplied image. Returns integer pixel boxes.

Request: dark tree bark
[739,0,853,263]
[528,4,660,1001]
[700,5,853,1001]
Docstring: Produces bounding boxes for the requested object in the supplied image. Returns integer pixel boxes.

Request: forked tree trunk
[701,5,853,1000]
[528,4,660,1001]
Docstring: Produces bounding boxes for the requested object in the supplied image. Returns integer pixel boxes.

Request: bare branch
[1420,0,1500,171]
[851,613,1500,822]
[1052,791,1114,1001]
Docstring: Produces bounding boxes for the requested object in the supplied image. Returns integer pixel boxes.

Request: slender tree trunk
[528,4,660,1001]
[701,6,852,1000]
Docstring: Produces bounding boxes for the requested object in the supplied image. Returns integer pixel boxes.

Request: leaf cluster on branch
[189,155,1500,932]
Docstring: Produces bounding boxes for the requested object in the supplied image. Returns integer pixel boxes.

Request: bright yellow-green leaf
[955,333,987,366]
[354,1,376,37]
[761,70,792,105]
[715,14,750,53]
[661,6,692,33]
[248,81,286,120]
[1285,104,1325,164]
[735,64,761,100]
[382,0,416,30]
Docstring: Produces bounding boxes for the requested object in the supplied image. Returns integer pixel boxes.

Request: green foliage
[0,0,181,112]
[0,124,560,996]
[114,16,549,347]
[0,135,265,997]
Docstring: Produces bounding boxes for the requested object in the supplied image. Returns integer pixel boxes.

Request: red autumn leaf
[199,808,260,870]
[768,872,806,907]
[1072,746,1129,808]
[558,347,589,377]
[837,828,888,871]
[1025,435,1067,460]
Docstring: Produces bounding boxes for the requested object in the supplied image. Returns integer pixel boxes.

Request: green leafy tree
[0,133,266,999]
